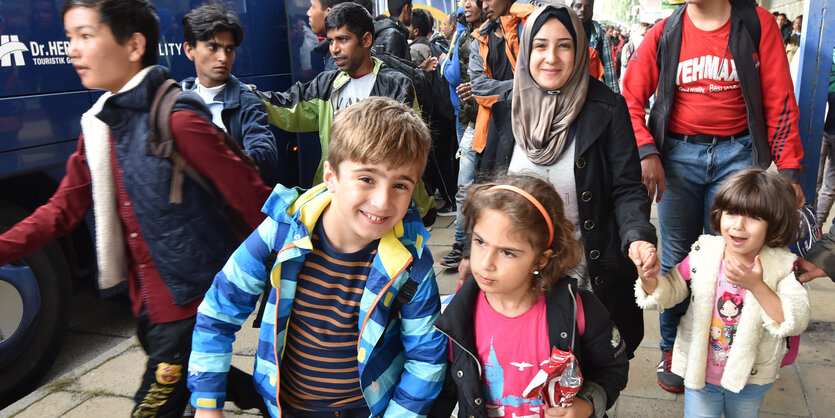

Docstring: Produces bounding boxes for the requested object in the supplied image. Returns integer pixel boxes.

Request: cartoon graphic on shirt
[482,339,545,417]
[717,291,743,342]
[709,317,730,365]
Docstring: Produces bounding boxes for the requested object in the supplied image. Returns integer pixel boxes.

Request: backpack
[677,256,800,367]
[414,38,456,121]
[372,46,435,117]
[148,79,259,241]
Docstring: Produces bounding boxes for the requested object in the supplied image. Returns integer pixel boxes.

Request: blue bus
[0,0,311,406]
[0,0,464,407]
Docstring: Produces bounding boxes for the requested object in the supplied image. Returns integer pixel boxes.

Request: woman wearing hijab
[478,3,658,360]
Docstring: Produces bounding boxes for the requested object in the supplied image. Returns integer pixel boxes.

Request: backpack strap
[374,277,421,349]
[148,79,214,204]
[730,0,761,51]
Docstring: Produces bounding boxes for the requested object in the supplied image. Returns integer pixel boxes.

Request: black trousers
[424,115,459,205]
[132,311,194,418]
[131,309,270,417]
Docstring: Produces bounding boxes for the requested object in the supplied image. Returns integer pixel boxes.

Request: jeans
[684,382,771,417]
[454,124,477,243]
[816,131,835,225]
[657,134,753,349]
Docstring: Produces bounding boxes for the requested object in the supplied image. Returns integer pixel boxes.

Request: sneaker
[440,242,464,269]
[656,348,684,393]
[437,202,457,216]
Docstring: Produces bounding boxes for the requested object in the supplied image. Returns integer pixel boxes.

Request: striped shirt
[279,220,378,411]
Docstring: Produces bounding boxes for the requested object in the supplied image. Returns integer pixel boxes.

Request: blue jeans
[453,123,477,243]
[657,134,753,349]
[684,382,771,417]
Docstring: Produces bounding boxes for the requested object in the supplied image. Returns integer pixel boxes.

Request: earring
[533,270,540,275]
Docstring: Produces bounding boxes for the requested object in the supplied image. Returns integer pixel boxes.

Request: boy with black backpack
[0,1,272,415]
[622,0,805,393]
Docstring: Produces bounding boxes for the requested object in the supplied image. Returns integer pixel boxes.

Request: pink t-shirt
[474,290,551,417]
[705,261,747,385]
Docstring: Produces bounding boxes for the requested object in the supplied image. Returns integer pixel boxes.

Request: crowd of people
[0,0,833,417]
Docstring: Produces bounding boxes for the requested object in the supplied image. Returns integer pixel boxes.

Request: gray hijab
[511,4,589,165]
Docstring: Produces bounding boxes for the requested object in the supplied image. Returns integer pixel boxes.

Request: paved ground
[3,211,834,417]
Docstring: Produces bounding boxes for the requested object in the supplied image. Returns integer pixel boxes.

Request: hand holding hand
[725,255,764,291]
[544,398,594,417]
[629,240,659,278]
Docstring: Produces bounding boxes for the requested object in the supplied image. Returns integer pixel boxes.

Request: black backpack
[414,38,456,121]
[372,46,435,117]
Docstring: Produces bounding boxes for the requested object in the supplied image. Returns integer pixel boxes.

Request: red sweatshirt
[0,111,271,323]
[622,6,803,172]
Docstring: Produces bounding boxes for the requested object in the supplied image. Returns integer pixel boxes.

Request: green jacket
[256,58,434,218]
[256,58,414,181]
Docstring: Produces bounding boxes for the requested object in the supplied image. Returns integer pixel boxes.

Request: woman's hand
[544,398,594,417]
[629,240,659,279]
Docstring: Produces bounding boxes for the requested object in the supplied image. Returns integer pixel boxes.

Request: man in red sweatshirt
[622,0,803,393]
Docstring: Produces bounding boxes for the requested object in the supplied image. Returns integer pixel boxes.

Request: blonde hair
[328,97,430,174]
[464,174,581,293]
[711,317,728,345]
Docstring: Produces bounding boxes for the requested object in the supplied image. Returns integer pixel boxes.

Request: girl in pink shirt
[432,175,632,418]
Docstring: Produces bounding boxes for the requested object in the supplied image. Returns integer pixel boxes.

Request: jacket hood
[261,183,431,281]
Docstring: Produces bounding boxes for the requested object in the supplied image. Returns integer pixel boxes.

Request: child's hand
[629,240,659,279]
[725,255,764,291]
[195,408,224,418]
[544,398,593,417]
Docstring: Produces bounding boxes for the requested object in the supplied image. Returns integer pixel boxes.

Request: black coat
[372,17,410,60]
[430,277,629,418]
[477,77,657,357]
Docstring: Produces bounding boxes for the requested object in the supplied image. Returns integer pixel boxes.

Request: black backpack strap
[374,277,421,349]
[730,0,761,51]
[252,249,278,328]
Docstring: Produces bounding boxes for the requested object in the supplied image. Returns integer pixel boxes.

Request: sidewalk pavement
[3,213,834,417]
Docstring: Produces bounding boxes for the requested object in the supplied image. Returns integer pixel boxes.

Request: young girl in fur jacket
[634,169,811,417]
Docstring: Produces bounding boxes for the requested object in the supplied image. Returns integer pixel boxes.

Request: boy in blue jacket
[187,96,447,417]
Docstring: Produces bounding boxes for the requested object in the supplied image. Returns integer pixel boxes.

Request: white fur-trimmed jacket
[635,235,810,393]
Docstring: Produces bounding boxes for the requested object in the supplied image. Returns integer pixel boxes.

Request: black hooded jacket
[373,16,410,60]
[430,277,629,418]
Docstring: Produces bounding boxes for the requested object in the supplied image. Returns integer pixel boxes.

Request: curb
[0,336,139,418]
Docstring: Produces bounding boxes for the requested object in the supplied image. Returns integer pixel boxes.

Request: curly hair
[464,174,581,293]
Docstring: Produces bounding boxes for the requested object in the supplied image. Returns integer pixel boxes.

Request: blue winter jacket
[188,183,447,416]
[181,74,280,186]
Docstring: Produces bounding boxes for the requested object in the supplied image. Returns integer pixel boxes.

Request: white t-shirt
[191,80,227,133]
[332,72,376,111]
[508,140,590,289]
